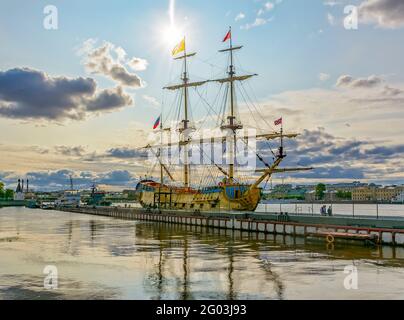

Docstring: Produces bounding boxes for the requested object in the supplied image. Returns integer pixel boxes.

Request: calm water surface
[1,207,404,300]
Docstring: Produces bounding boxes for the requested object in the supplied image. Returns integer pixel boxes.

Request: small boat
[55,175,81,208]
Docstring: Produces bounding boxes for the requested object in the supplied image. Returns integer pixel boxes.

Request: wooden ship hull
[136,180,261,212]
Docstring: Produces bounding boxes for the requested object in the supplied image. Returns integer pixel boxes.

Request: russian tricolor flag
[153,115,161,129]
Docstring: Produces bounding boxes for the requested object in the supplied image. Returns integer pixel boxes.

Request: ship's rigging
[142,28,312,192]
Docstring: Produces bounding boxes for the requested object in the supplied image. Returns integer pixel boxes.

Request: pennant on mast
[172,38,185,56]
[274,117,283,126]
[153,115,161,129]
[223,29,231,42]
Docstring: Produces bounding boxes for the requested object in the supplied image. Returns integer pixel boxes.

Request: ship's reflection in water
[1,207,404,300]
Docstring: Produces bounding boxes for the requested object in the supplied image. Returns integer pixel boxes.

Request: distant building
[266,184,306,200]
[326,181,368,192]
[324,190,338,201]
[305,190,316,202]
[13,179,25,201]
[352,186,375,201]
[393,191,404,203]
[352,186,403,202]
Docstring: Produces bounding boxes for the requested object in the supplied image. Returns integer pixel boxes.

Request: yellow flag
[172,38,185,56]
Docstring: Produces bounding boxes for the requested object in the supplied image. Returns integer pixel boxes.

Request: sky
[1,0,404,191]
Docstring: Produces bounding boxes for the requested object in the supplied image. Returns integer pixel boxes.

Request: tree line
[0,182,14,200]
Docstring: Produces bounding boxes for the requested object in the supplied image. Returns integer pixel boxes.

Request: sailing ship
[136,28,311,212]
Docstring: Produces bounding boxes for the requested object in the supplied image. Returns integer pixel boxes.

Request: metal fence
[255,202,404,219]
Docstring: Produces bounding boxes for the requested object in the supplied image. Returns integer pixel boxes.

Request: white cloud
[142,95,160,108]
[240,77,404,144]
[242,0,281,29]
[336,74,383,88]
[258,2,275,16]
[327,12,336,25]
[264,2,275,11]
[241,17,272,30]
[128,57,149,71]
[323,1,341,6]
[319,73,331,81]
[235,12,246,21]
[79,39,147,88]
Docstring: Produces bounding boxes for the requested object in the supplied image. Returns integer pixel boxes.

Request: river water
[1,207,404,300]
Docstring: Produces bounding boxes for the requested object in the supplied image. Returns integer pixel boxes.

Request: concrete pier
[57,206,404,247]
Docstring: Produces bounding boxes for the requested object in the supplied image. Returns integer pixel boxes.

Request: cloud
[359,0,404,28]
[258,2,275,16]
[318,73,330,81]
[235,12,246,21]
[22,169,137,190]
[142,94,160,107]
[323,1,341,6]
[382,85,403,96]
[127,57,149,71]
[236,73,404,183]
[327,12,336,25]
[98,170,137,185]
[80,40,146,88]
[256,127,404,181]
[0,169,139,191]
[241,18,272,30]
[105,147,148,159]
[54,146,86,157]
[336,74,383,88]
[241,1,280,29]
[0,68,133,121]
[87,86,133,112]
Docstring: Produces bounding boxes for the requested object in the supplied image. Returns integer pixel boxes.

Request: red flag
[274,117,282,126]
[223,30,231,42]
[153,115,161,129]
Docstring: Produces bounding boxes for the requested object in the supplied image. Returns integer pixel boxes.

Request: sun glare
[163,25,183,47]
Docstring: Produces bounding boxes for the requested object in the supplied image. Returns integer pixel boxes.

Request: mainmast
[160,116,164,186]
[164,38,207,188]
[182,41,190,188]
[216,27,256,183]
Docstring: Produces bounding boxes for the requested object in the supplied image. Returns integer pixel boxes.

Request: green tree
[336,190,352,200]
[5,189,14,200]
[315,183,326,200]
[0,182,4,199]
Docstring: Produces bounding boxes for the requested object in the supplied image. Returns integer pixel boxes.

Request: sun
[162,25,183,48]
